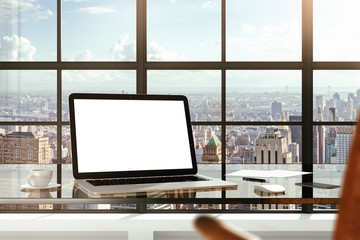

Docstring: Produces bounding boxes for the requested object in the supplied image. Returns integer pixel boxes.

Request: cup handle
[27,176,35,186]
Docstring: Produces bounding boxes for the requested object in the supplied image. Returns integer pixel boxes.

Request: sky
[0,0,302,62]
[0,0,359,92]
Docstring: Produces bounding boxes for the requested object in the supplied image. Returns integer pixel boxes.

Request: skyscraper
[333,92,340,101]
[289,115,302,162]
[325,126,337,164]
[316,95,324,112]
[279,114,292,145]
[336,126,354,164]
[313,106,325,164]
[328,107,336,121]
[271,101,282,120]
[288,143,300,163]
[255,127,291,164]
[346,97,354,120]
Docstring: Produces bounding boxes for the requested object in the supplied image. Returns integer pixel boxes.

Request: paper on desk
[227,169,312,178]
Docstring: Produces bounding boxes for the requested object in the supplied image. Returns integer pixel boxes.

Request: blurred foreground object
[195,117,360,240]
[334,116,360,239]
[194,215,260,240]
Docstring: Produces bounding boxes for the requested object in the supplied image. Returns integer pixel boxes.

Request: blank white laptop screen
[73,99,193,173]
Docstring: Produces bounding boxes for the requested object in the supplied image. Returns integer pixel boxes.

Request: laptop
[69,93,237,196]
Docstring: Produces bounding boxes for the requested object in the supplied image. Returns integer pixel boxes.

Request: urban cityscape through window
[0,0,358,212]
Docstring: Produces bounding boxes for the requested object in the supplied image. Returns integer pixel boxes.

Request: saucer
[21,183,61,190]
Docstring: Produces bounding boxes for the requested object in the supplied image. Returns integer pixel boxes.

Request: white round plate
[21,183,61,190]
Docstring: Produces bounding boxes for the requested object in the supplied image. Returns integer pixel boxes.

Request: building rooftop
[207,135,221,146]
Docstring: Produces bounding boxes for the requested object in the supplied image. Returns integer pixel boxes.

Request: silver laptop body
[69,93,237,196]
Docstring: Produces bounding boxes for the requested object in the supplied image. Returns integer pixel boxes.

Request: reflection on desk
[72,184,237,199]
[20,187,60,198]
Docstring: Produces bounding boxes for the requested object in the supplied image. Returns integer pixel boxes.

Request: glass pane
[62,0,136,61]
[193,125,222,164]
[226,0,301,61]
[313,125,350,198]
[0,70,57,121]
[194,125,222,198]
[147,0,221,61]
[226,125,302,164]
[148,70,221,121]
[0,204,54,211]
[226,125,302,198]
[0,0,57,61]
[313,125,354,164]
[62,126,71,164]
[314,71,360,121]
[227,164,302,198]
[313,166,344,201]
[227,70,301,121]
[62,70,136,121]
[62,164,74,198]
[148,204,223,210]
[64,204,134,211]
[0,125,57,164]
[314,0,360,61]
[226,204,300,211]
[0,164,57,199]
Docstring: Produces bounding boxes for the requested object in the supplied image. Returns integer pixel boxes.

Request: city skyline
[1,86,358,166]
[2,86,360,121]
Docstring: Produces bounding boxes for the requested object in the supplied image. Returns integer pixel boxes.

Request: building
[288,142,300,163]
[325,126,337,164]
[313,105,325,164]
[271,101,282,120]
[316,95,324,113]
[289,115,302,162]
[0,0,355,235]
[279,114,292,145]
[255,127,292,164]
[201,135,222,164]
[336,126,354,164]
[196,126,215,146]
[333,92,340,101]
[0,132,52,164]
[329,107,336,121]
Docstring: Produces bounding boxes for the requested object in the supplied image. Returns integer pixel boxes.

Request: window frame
[0,0,356,213]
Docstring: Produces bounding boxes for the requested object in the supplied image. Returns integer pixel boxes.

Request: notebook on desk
[69,93,237,196]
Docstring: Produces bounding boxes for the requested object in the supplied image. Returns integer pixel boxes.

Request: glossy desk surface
[0,164,343,205]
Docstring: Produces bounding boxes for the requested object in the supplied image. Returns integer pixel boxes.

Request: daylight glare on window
[0,0,355,212]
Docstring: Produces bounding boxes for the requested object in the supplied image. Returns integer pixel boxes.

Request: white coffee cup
[27,169,53,187]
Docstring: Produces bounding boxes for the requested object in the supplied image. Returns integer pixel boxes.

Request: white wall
[0,213,336,240]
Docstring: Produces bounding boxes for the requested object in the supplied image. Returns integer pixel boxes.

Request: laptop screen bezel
[69,93,198,179]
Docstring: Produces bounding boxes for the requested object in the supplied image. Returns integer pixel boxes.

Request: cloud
[148,42,187,61]
[0,35,36,61]
[242,24,255,33]
[110,35,135,61]
[63,70,114,83]
[314,0,360,60]
[75,7,115,14]
[202,1,217,9]
[34,9,54,20]
[62,70,136,92]
[227,20,301,60]
[0,0,54,22]
[63,50,93,61]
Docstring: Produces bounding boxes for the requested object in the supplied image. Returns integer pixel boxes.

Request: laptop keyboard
[87,176,209,186]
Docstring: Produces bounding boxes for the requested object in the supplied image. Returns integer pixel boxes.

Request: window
[0,0,353,212]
